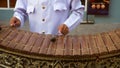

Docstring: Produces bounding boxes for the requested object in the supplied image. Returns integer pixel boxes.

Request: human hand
[9,17,21,27]
[58,24,69,35]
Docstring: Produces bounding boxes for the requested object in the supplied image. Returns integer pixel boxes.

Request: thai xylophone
[0,25,120,60]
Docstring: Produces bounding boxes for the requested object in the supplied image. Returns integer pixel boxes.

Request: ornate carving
[0,51,120,68]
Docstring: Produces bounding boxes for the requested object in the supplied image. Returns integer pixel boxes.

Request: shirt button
[42,6,45,9]
[42,19,45,22]
[42,31,45,34]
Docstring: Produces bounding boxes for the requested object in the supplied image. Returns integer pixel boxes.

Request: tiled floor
[69,23,120,35]
[0,20,120,35]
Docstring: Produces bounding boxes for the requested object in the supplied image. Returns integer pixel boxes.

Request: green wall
[0,0,120,23]
[0,10,14,21]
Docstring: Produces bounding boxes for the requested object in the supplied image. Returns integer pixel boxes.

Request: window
[0,0,16,10]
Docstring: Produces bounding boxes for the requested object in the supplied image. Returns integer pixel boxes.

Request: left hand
[58,24,69,35]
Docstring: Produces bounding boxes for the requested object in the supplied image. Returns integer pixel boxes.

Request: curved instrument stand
[0,26,120,68]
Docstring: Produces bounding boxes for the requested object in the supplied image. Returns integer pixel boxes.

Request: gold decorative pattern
[0,50,120,68]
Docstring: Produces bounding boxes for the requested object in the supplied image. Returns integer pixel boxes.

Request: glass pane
[87,0,110,15]
[0,0,7,7]
[81,0,85,5]
[10,0,16,8]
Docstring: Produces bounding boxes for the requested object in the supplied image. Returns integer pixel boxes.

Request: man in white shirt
[10,0,84,35]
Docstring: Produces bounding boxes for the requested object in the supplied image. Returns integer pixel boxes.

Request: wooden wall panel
[10,0,16,8]
[0,0,16,8]
[0,0,7,7]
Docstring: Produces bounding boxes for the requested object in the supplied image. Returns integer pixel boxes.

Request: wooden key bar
[0,26,120,67]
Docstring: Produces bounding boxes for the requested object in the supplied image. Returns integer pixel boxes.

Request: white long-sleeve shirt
[13,0,84,35]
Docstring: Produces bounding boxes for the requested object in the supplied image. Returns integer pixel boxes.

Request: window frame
[0,0,16,10]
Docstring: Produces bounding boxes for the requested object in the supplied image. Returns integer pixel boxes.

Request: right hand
[9,17,21,27]
[58,24,69,35]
